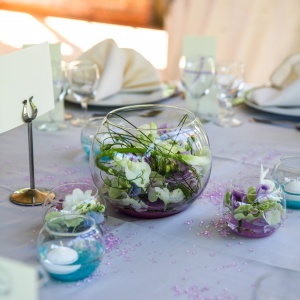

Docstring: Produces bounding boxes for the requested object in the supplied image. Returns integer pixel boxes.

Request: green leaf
[246,186,256,204]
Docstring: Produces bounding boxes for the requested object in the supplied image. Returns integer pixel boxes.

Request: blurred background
[0,0,299,85]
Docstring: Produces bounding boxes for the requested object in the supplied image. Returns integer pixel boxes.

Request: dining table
[1,91,300,300]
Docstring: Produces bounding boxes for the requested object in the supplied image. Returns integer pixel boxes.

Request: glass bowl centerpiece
[89,104,212,218]
[223,166,286,238]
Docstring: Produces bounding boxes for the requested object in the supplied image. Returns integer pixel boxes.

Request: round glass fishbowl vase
[37,214,105,281]
[89,104,212,218]
[223,176,286,238]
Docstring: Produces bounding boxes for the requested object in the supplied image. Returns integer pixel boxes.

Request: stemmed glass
[67,60,100,127]
[36,61,68,132]
[214,61,245,127]
[180,55,215,123]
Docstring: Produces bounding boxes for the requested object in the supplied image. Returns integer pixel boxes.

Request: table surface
[1,95,300,300]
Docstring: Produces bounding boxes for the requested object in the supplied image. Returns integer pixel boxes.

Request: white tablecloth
[1,96,300,300]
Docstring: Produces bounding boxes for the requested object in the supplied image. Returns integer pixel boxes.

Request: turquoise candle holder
[272,155,300,209]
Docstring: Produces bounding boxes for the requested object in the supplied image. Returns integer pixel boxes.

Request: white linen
[1,97,300,300]
[251,78,300,107]
[271,53,300,89]
[79,39,162,100]
[251,53,300,107]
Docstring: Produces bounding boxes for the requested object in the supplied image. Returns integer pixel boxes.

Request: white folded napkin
[252,78,300,107]
[252,53,300,107]
[271,53,300,89]
[79,39,162,100]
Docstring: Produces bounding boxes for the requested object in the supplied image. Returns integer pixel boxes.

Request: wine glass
[36,61,68,132]
[180,55,215,123]
[67,60,100,127]
[214,61,245,127]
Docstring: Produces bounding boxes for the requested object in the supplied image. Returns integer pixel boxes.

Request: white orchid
[121,196,148,211]
[264,209,281,225]
[260,164,275,190]
[45,188,105,228]
[62,188,93,211]
[95,118,212,213]
[114,157,151,188]
[61,188,105,214]
[180,153,210,167]
[138,122,158,142]
[156,140,186,154]
[154,187,185,208]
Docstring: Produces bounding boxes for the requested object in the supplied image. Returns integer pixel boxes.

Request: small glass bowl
[271,155,300,209]
[81,116,105,157]
[42,182,106,230]
[223,176,286,238]
[37,214,105,281]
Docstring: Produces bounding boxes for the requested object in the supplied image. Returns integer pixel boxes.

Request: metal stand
[10,97,49,206]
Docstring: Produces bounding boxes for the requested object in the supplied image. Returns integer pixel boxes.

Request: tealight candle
[47,246,78,265]
[284,180,300,209]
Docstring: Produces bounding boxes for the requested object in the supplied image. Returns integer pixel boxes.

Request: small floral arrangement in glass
[43,183,106,230]
[90,105,212,218]
[223,166,286,238]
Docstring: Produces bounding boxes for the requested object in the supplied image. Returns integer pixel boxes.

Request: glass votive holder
[223,176,286,238]
[37,214,105,281]
[252,270,300,299]
[271,155,300,209]
[42,182,106,230]
[81,116,105,157]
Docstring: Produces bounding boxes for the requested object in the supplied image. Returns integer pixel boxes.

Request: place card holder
[10,97,49,206]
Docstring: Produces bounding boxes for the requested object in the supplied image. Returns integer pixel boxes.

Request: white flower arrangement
[45,188,105,227]
[224,165,285,230]
[93,116,211,213]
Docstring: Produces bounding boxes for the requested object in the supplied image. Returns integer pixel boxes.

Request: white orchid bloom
[264,210,281,225]
[63,188,93,211]
[260,165,275,190]
[114,157,151,188]
[122,196,148,210]
[180,153,211,168]
[157,140,186,154]
[154,187,185,207]
[138,122,158,142]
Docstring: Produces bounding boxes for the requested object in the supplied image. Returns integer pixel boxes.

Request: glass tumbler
[180,55,215,123]
[271,155,300,209]
[223,176,286,237]
[81,116,105,157]
[37,214,105,281]
[214,61,245,127]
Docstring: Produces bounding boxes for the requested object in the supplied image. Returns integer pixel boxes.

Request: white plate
[65,84,177,108]
[244,89,300,117]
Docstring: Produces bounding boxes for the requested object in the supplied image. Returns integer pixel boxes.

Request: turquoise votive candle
[283,180,300,209]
